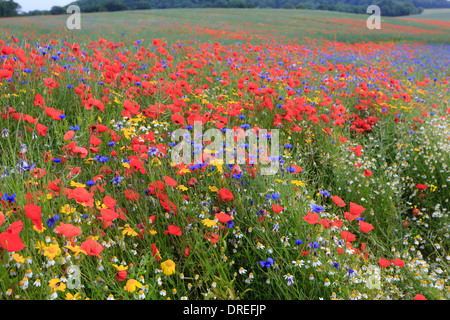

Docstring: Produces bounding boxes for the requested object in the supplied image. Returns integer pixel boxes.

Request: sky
[16,0,74,13]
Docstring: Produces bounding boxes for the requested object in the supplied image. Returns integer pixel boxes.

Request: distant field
[402,8,450,21]
[0,9,449,44]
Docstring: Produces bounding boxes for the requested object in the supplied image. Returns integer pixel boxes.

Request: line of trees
[0,0,20,17]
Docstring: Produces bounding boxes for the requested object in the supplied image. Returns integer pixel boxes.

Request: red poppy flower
[171,114,185,126]
[302,211,319,224]
[331,219,343,228]
[62,130,75,141]
[90,135,102,147]
[215,212,232,223]
[218,188,233,202]
[80,238,103,258]
[340,231,356,242]
[359,220,374,233]
[165,225,182,236]
[349,202,365,216]
[103,196,117,209]
[151,243,160,262]
[379,257,391,268]
[349,144,363,156]
[116,269,127,282]
[67,187,95,207]
[413,294,426,300]
[332,195,346,207]
[392,258,405,267]
[125,189,140,201]
[0,220,25,252]
[55,222,81,239]
[164,176,177,187]
[36,123,48,136]
[416,184,427,190]
[272,204,284,213]
[344,211,358,222]
[24,204,43,231]
[363,169,372,177]
[100,208,119,222]
[205,232,219,244]
[320,218,332,229]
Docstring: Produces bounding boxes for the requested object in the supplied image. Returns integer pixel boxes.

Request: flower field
[0,9,449,300]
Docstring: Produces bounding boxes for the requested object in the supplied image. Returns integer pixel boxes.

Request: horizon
[16,0,73,13]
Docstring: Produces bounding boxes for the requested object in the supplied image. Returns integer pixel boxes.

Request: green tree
[50,6,66,15]
[0,0,20,17]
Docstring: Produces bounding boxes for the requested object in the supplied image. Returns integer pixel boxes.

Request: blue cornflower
[309,241,319,249]
[259,257,274,268]
[310,203,325,213]
[295,239,303,245]
[2,193,16,203]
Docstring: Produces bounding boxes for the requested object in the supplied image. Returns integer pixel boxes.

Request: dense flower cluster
[0,11,448,300]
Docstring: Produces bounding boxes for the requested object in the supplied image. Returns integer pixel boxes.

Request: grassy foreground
[0,9,448,300]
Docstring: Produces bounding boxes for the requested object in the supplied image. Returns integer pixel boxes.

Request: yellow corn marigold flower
[124,279,143,293]
[113,264,129,271]
[49,278,66,293]
[161,259,176,276]
[12,253,26,264]
[201,218,216,227]
[43,244,61,259]
[65,292,81,300]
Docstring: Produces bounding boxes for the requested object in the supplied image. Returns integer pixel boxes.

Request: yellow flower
[124,279,143,293]
[65,245,87,256]
[177,185,188,191]
[209,186,218,192]
[112,264,128,271]
[161,259,176,276]
[291,180,305,187]
[201,218,217,227]
[43,244,61,259]
[122,227,138,237]
[60,204,76,215]
[95,201,107,210]
[65,292,81,300]
[12,253,25,264]
[49,278,66,293]
[35,241,47,254]
[33,225,46,233]
[70,181,86,188]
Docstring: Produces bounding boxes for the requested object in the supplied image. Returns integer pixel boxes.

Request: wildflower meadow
[0,8,449,302]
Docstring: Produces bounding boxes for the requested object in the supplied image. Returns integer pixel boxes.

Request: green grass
[404,8,450,21]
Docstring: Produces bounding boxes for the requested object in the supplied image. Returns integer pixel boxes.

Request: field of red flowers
[0,9,449,300]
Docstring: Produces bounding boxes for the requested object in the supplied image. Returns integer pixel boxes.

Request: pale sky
[16,0,74,13]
